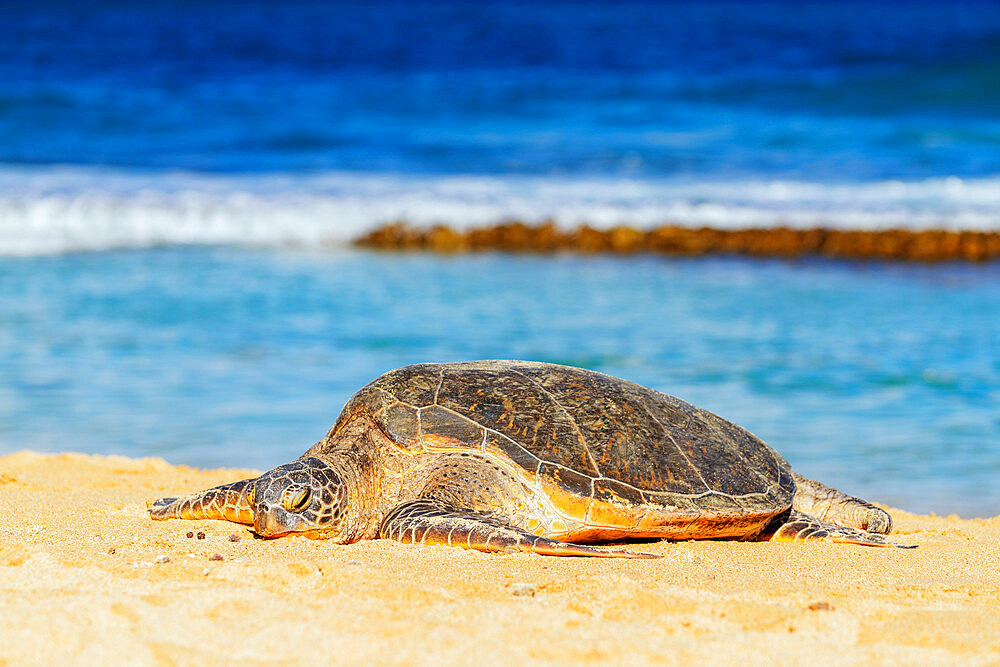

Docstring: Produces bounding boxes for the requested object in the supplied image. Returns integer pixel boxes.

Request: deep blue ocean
[0,1,998,516]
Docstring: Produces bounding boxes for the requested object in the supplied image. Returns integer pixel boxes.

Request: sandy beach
[0,451,997,665]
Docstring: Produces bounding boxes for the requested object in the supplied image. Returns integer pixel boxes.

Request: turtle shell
[329,360,794,519]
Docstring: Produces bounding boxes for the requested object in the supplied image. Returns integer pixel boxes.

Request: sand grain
[1,451,998,665]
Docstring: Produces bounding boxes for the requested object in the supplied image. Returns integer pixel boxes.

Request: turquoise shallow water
[1,249,996,517]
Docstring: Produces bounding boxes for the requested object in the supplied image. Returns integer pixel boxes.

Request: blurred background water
[0,1,998,515]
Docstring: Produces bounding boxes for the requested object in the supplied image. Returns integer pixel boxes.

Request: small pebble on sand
[186,532,194,538]
[209,553,223,561]
[228,533,241,542]
[510,583,536,597]
[154,555,170,564]
[196,531,206,540]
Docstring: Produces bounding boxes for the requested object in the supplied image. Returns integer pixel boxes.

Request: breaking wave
[2,166,999,256]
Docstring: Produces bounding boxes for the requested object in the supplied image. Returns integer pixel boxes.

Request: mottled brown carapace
[150,361,913,556]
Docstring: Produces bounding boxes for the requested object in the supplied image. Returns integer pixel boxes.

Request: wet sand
[1,451,998,665]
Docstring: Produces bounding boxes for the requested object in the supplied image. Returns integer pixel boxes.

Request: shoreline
[1,450,998,664]
[355,222,1000,263]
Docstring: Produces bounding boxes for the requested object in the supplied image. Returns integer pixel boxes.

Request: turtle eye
[284,487,311,512]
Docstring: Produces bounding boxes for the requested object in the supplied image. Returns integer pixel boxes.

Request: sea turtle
[149,361,912,557]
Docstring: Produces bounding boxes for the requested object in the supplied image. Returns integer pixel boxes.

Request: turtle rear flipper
[765,509,915,548]
[149,497,178,511]
[791,473,893,534]
[379,500,660,559]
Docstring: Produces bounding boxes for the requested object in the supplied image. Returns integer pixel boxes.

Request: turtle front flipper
[379,500,660,558]
[148,478,255,525]
[766,509,915,548]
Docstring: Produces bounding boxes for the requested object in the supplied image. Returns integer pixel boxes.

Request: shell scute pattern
[327,385,392,441]
[436,367,599,476]
[364,361,792,513]
[514,365,718,496]
[418,405,485,451]
[485,431,542,477]
[675,428,751,495]
[380,401,422,453]
[627,381,789,501]
[587,478,650,529]
[593,477,646,506]
[376,365,441,407]
[708,414,784,491]
[538,461,593,497]
[652,493,699,512]
[525,368,706,494]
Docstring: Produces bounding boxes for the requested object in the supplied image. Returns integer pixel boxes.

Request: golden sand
[1,451,998,665]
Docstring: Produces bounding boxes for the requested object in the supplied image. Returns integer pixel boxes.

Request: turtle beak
[253,505,303,537]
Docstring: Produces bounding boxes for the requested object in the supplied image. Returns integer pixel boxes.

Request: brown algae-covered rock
[355,222,1000,262]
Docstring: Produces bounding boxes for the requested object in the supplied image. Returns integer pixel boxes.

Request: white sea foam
[1,166,998,256]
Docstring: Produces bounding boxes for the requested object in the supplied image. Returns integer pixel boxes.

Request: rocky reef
[355,222,1000,262]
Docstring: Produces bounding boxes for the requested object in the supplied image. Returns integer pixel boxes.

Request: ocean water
[2,0,1000,251]
[2,249,997,516]
[0,1,998,516]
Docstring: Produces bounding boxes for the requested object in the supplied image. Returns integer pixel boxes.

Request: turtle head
[248,457,348,540]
